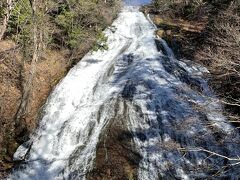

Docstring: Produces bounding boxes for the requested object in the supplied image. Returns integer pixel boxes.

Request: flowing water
[9,6,240,180]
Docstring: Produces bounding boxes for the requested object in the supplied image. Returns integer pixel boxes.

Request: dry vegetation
[196,3,240,123]
[0,41,69,176]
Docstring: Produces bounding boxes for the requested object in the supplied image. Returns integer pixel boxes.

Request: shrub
[92,31,108,51]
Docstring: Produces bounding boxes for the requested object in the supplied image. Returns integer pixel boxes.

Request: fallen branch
[179,147,240,166]
[221,100,240,107]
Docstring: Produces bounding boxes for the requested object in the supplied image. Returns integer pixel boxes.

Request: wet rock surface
[88,100,141,180]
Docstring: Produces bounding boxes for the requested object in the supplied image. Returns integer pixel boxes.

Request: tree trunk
[0,0,13,40]
[15,0,39,141]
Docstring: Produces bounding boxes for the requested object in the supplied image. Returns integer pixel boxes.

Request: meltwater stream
[10,6,240,180]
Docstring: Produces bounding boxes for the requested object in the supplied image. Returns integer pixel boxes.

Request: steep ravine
[8,6,240,180]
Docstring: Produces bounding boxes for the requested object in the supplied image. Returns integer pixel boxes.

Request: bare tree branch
[179,147,240,166]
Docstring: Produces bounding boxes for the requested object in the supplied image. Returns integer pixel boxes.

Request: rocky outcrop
[88,100,141,180]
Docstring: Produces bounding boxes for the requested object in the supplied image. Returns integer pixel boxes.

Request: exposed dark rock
[87,100,141,180]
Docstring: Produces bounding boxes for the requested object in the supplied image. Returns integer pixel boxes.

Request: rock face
[88,100,141,180]
[144,12,207,59]
[8,6,240,180]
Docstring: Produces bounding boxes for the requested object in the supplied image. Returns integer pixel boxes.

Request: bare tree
[15,0,39,134]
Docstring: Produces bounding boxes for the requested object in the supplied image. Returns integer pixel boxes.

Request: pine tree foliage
[0,0,121,53]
